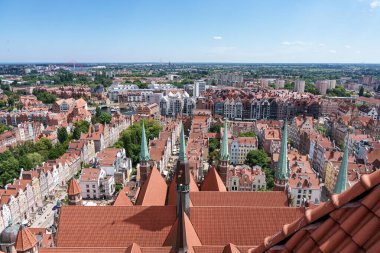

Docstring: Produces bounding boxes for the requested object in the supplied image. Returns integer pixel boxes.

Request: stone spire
[334,134,349,194]
[179,123,187,162]
[220,120,229,161]
[274,119,288,191]
[140,121,150,162]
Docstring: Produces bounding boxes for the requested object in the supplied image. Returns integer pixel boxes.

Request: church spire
[334,134,349,194]
[218,120,230,184]
[220,120,229,161]
[179,123,187,162]
[140,121,150,162]
[176,123,190,215]
[139,121,151,186]
[274,119,288,191]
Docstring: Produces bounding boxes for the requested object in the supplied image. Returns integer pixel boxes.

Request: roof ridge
[201,166,227,192]
[251,169,380,252]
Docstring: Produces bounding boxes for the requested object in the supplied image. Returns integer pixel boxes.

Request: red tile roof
[40,247,174,253]
[15,226,38,251]
[251,169,380,253]
[135,167,167,206]
[189,192,288,207]
[56,206,177,248]
[222,243,241,253]
[201,167,227,192]
[189,206,303,246]
[114,187,133,206]
[67,179,81,196]
[163,213,201,247]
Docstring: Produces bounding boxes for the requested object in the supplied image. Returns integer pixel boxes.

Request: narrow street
[30,186,67,228]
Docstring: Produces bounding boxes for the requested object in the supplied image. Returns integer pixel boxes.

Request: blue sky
[1,0,380,63]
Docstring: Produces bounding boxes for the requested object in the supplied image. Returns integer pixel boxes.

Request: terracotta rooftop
[201,167,227,192]
[113,187,133,206]
[251,169,380,252]
[15,225,38,252]
[189,192,288,207]
[135,167,167,206]
[56,206,177,248]
[67,179,81,196]
[189,206,303,246]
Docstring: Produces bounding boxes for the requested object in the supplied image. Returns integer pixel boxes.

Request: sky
[1,0,380,63]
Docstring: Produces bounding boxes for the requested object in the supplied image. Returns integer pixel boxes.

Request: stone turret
[67,179,82,205]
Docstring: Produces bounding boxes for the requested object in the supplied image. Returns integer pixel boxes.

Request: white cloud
[329,49,337,54]
[355,50,361,54]
[344,45,351,49]
[281,41,304,46]
[370,1,380,9]
[319,43,326,47]
[213,36,223,40]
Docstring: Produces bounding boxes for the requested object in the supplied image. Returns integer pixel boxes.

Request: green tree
[238,131,256,137]
[117,119,161,166]
[210,124,222,133]
[359,86,364,96]
[57,127,69,143]
[245,149,269,168]
[73,120,90,140]
[26,152,44,169]
[0,124,11,134]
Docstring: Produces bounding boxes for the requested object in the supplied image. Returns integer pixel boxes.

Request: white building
[79,168,115,199]
[159,91,195,117]
[294,80,305,93]
[229,137,258,165]
[194,80,206,97]
[227,165,266,191]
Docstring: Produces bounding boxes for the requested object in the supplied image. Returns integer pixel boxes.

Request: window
[92,185,95,188]
[86,185,89,188]
[86,190,90,193]
[93,190,96,193]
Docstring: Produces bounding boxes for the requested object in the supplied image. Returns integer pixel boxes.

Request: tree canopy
[0,138,69,186]
[244,149,274,190]
[238,131,256,137]
[32,90,57,104]
[73,120,90,140]
[57,127,69,143]
[114,119,161,166]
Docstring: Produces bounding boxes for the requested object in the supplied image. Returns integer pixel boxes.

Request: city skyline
[1,0,380,63]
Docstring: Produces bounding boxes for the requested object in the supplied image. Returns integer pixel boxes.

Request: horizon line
[1,61,380,65]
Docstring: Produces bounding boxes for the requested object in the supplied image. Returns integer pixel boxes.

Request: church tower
[274,120,289,191]
[334,133,349,194]
[176,124,190,216]
[219,120,230,184]
[139,121,151,186]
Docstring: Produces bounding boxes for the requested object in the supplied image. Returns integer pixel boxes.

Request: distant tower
[67,179,82,205]
[139,121,151,186]
[334,133,349,194]
[274,120,289,191]
[219,120,230,184]
[176,124,190,216]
